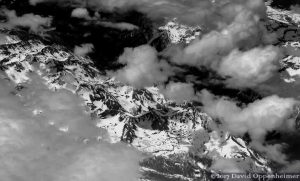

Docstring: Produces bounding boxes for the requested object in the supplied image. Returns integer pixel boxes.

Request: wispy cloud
[111,45,173,88]
[74,43,94,57]
[0,8,52,33]
[0,74,141,181]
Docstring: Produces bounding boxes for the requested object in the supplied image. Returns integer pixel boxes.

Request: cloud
[112,45,173,88]
[217,46,283,88]
[282,161,300,172]
[71,8,91,19]
[74,43,94,57]
[21,75,99,138]
[180,17,273,67]
[29,0,46,5]
[70,7,139,31]
[28,0,267,27]
[105,0,281,100]
[28,0,280,90]
[251,141,288,164]
[159,82,197,103]
[89,0,268,28]
[291,5,300,14]
[210,158,245,173]
[0,9,52,33]
[161,0,279,88]
[171,40,281,89]
[0,73,141,181]
[179,8,271,58]
[175,9,265,66]
[98,22,139,30]
[0,33,8,45]
[200,90,297,141]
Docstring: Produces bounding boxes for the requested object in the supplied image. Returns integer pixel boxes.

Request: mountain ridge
[0,29,272,180]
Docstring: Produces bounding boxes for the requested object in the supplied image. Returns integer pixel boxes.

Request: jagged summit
[158,19,201,44]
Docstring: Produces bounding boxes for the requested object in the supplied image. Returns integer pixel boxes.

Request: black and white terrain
[0,0,300,180]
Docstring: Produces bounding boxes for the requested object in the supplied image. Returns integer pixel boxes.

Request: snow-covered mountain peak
[159,19,201,44]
